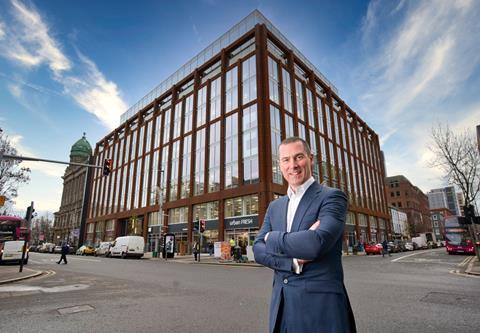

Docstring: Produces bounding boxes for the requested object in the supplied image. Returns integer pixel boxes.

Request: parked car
[94,242,112,257]
[109,236,145,259]
[28,245,39,252]
[411,242,421,250]
[387,242,397,253]
[38,243,55,253]
[53,245,63,253]
[364,242,383,255]
[395,240,407,252]
[404,242,414,251]
[68,246,77,254]
[427,241,438,249]
[76,245,95,256]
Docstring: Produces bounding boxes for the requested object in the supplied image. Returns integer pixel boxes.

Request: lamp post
[158,170,165,259]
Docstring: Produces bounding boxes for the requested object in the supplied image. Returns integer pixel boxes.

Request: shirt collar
[287,177,315,199]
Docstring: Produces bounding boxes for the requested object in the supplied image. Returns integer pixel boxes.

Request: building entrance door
[147,233,161,253]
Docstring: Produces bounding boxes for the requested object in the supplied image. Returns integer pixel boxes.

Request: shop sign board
[224,215,259,229]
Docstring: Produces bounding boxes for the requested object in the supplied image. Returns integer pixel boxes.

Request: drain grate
[57,304,94,315]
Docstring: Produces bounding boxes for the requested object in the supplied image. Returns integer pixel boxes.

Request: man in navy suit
[253,137,356,333]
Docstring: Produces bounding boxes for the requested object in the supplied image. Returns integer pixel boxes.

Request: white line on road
[449,269,480,279]
[0,284,90,293]
[50,258,102,263]
[391,251,427,262]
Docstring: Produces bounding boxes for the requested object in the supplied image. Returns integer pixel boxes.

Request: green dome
[70,133,92,158]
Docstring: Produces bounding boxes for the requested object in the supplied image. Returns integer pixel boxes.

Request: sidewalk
[465,256,480,276]
[0,266,43,285]
[144,252,262,267]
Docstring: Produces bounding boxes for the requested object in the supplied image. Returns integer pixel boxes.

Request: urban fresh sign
[225,215,259,229]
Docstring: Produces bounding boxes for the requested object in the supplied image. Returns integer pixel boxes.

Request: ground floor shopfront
[85,208,390,255]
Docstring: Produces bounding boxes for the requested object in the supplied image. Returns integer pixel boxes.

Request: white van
[109,236,144,259]
[0,241,28,264]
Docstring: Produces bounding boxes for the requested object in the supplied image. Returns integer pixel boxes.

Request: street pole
[158,170,165,260]
[1,153,102,170]
[199,226,202,263]
[19,201,33,273]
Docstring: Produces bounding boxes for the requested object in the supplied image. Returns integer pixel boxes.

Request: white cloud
[61,53,126,130]
[9,0,71,75]
[9,134,65,178]
[0,0,127,130]
[355,0,480,192]
[360,1,479,113]
[0,21,6,39]
[7,83,22,98]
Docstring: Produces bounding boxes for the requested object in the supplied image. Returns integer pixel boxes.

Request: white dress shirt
[287,177,315,274]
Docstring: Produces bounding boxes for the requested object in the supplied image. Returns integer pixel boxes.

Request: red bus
[0,216,27,242]
[0,216,30,264]
[444,216,475,255]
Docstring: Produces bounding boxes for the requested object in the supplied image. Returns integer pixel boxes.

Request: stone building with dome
[53,134,92,247]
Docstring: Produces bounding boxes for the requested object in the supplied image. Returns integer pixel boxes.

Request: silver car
[94,242,112,257]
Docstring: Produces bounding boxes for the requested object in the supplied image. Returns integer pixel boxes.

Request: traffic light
[463,204,476,224]
[25,206,35,221]
[103,158,113,176]
[464,205,475,218]
[458,216,471,225]
[200,219,205,233]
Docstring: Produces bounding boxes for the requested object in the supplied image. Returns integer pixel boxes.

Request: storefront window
[169,206,189,224]
[225,194,259,217]
[126,217,143,236]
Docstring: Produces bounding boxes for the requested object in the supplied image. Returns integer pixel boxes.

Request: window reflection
[242,104,259,184]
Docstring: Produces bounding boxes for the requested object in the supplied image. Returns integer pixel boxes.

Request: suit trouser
[273,289,288,333]
[273,286,357,333]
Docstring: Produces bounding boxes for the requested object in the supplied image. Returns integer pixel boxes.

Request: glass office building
[86,10,390,254]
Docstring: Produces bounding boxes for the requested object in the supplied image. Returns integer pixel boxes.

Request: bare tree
[0,130,31,206]
[31,213,54,244]
[430,125,480,210]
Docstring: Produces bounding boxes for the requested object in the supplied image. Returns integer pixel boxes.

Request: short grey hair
[279,136,312,155]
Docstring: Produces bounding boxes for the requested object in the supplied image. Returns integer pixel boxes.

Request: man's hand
[309,220,320,231]
[297,220,320,265]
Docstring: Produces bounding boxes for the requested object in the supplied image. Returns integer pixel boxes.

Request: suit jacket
[253,182,356,333]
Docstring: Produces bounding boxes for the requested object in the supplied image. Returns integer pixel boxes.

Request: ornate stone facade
[53,134,92,247]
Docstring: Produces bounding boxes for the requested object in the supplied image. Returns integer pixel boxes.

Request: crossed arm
[253,190,347,273]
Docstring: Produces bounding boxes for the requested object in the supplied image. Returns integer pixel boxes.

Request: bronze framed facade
[86,11,390,253]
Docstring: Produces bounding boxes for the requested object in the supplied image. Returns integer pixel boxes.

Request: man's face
[278,141,313,191]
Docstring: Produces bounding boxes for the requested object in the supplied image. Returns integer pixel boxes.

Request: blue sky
[1,0,479,217]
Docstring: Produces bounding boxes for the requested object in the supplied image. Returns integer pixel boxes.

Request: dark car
[387,242,401,253]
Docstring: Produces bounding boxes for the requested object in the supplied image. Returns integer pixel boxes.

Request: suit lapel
[291,182,323,232]
[279,196,289,232]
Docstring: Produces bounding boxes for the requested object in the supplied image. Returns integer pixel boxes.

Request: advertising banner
[214,241,222,258]
[220,241,231,260]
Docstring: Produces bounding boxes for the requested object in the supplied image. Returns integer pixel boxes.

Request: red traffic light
[200,219,205,233]
[103,158,113,176]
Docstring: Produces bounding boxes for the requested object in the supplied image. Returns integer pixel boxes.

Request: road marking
[50,257,101,263]
[449,269,480,279]
[0,284,89,293]
[458,257,471,267]
[57,304,94,315]
[391,251,426,262]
